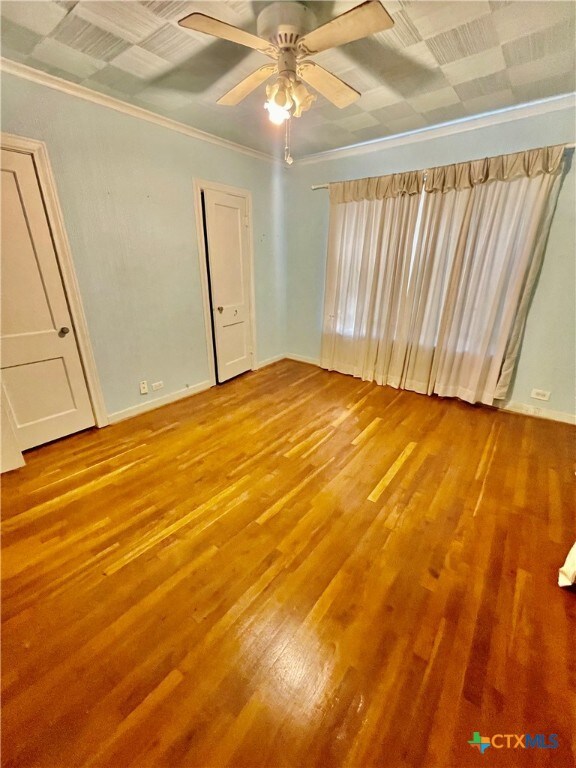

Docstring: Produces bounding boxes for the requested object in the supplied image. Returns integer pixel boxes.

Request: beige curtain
[388,184,473,393]
[321,145,565,404]
[321,189,421,380]
[429,166,564,403]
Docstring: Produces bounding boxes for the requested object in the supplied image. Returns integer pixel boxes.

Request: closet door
[203,188,254,383]
[1,149,95,450]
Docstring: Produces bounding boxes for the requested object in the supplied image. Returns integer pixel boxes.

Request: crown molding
[0,57,274,163]
[297,92,576,165]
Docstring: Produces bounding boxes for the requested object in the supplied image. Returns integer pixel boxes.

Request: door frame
[193,178,257,386]
[1,132,108,428]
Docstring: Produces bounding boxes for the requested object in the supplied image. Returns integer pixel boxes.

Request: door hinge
[244,216,249,228]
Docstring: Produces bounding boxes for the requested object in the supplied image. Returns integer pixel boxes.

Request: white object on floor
[558,542,576,587]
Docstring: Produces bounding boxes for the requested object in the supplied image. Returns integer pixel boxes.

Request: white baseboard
[254,354,285,369]
[108,380,212,424]
[286,354,321,366]
[498,400,576,425]
[256,354,322,368]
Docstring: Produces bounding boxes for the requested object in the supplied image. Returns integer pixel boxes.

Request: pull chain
[284,118,293,165]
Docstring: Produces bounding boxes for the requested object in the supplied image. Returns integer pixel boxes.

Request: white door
[1,148,95,450]
[203,189,254,383]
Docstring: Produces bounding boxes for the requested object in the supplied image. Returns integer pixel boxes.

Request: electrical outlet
[140,380,148,395]
[152,381,164,391]
[530,388,550,401]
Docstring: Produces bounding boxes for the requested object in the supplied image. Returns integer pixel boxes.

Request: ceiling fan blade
[298,1,394,56]
[299,62,360,108]
[217,64,277,105]
[178,13,277,57]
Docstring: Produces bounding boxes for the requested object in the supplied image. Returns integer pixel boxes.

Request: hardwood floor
[2,360,575,768]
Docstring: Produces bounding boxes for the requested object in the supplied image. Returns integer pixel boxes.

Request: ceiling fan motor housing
[257,2,317,49]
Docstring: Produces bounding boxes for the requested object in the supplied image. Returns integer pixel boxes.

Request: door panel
[3,359,77,424]
[203,189,253,383]
[1,149,95,450]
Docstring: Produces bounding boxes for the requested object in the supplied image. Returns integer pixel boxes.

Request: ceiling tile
[141,1,197,22]
[389,39,441,71]
[407,86,461,113]
[31,37,105,79]
[384,113,429,133]
[52,13,130,60]
[111,46,173,79]
[488,0,514,8]
[454,70,510,101]
[404,1,492,39]
[507,49,576,87]
[376,9,421,49]
[135,84,194,111]
[1,1,67,36]
[0,17,42,56]
[203,0,255,26]
[358,85,406,111]
[390,67,451,99]
[349,124,391,145]
[24,56,84,83]
[440,47,507,85]
[422,101,468,125]
[491,1,575,44]
[512,71,576,103]
[89,64,152,95]
[425,15,499,65]
[139,23,203,63]
[370,100,419,122]
[502,21,576,67]
[335,112,381,132]
[337,64,384,93]
[311,48,352,74]
[302,121,356,147]
[462,88,515,115]
[75,1,163,44]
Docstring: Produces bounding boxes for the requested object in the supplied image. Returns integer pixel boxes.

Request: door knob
[217,306,223,313]
[58,326,70,337]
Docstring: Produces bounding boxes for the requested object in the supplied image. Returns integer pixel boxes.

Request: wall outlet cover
[530,388,551,401]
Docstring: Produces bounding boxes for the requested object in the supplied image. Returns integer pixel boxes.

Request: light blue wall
[1,73,286,416]
[285,107,576,417]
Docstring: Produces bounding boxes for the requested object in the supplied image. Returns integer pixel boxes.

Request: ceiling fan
[178,1,394,125]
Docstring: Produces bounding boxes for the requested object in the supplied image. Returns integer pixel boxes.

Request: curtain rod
[311,142,576,190]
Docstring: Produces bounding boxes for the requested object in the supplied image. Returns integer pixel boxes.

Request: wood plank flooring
[2,360,575,768]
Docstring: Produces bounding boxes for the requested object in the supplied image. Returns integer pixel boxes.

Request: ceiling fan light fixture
[291,79,316,117]
[267,77,291,107]
[265,100,291,124]
[265,76,292,123]
[265,76,315,123]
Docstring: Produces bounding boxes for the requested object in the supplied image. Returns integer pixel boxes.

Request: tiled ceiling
[1,1,575,157]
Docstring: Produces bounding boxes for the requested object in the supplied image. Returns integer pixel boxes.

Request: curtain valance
[329,170,422,203]
[425,144,565,193]
[329,144,566,204]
